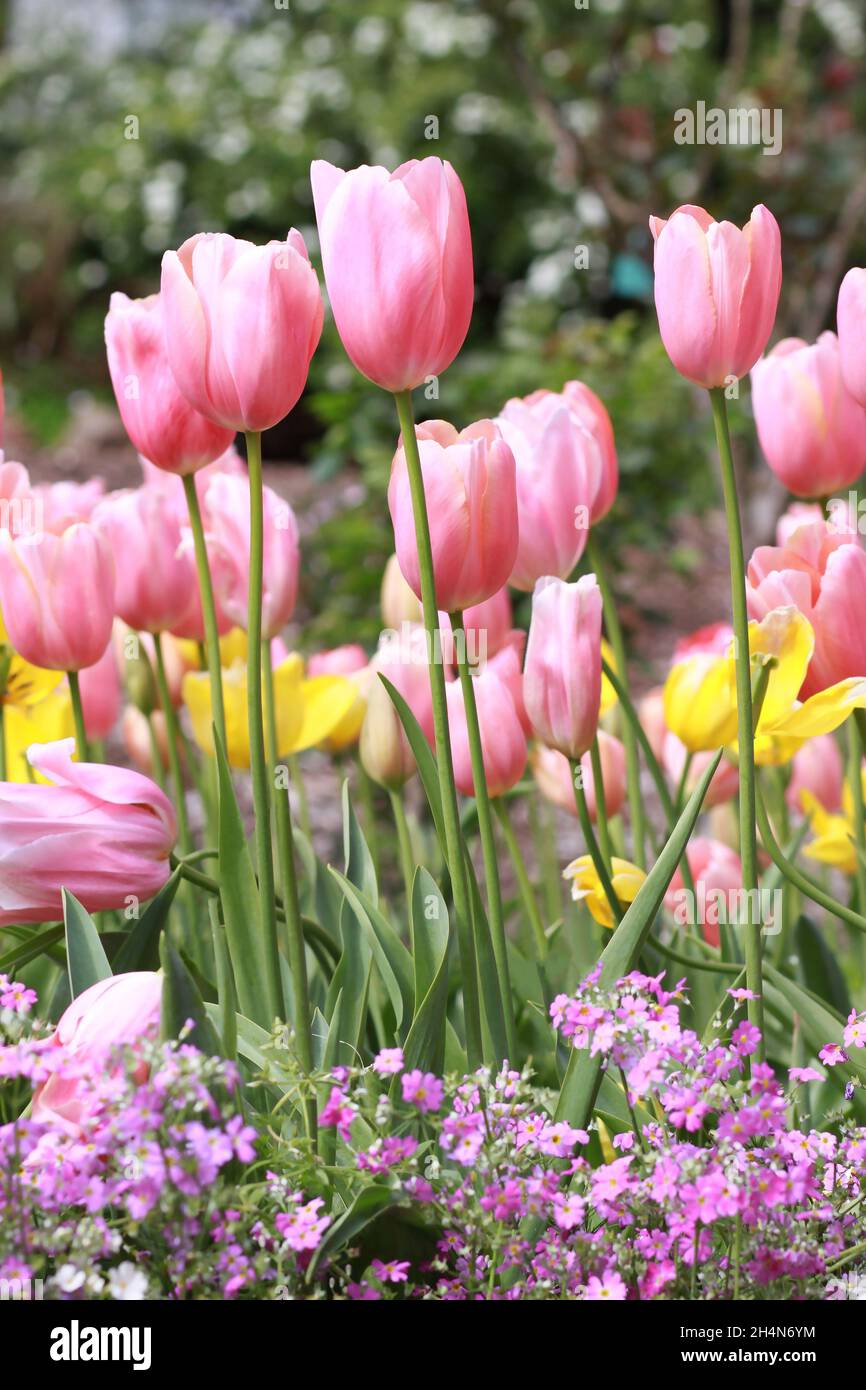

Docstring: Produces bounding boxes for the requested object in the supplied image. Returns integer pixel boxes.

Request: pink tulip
[105,292,235,475]
[437,587,514,670]
[662,731,739,809]
[446,665,527,798]
[786,733,844,815]
[751,333,866,497]
[32,972,162,1137]
[638,687,668,764]
[0,739,176,926]
[747,511,866,694]
[32,478,106,535]
[0,523,114,671]
[495,384,617,590]
[532,732,626,822]
[122,705,169,777]
[310,157,473,392]
[673,621,734,662]
[837,268,866,407]
[485,631,529,732]
[307,644,368,677]
[204,472,299,640]
[361,629,435,781]
[78,643,122,741]
[388,419,518,613]
[664,838,743,949]
[776,502,824,548]
[160,231,323,432]
[649,204,781,388]
[523,574,602,759]
[93,487,196,634]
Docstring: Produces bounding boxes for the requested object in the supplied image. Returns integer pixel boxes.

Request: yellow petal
[277,673,361,755]
[182,665,251,768]
[750,608,814,731]
[600,639,618,716]
[769,678,866,742]
[4,688,75,781]
[664,653,737,752]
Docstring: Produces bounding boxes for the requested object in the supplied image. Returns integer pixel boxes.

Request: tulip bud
[0,523,115,672]
[524,574,602,760]
[360,673,415,789]
[381,554,423,629]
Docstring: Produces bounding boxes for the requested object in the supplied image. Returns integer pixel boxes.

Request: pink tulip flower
[786,733,844,815]
[837,267,866,407]
[532,732,626,823]
[78,643,122,741]
[649,204,781,388]
[32,972,162,1137]
[664,838,743,949]
[0,523,115,671]
[751,333,866,497]
[204,472,299,640]
[446,665,527,798]
[747,511,866,695]
[662,731,739,810]
[310,157,473,392]
[388,419,518,613]
[0,739,176,926]
[161,231,323,432]
[94,487,196,634]
[776,502,824,548]
[523,574,602,759]
[307,645,369,677]
[495,384,617,590]
[105,292,235,474]
[437,587,514,671]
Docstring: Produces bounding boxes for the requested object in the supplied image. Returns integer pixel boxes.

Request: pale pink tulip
[437,587,514,670]
[94,487,195,634]
[662,732,739,809]
[650,204,781,387]
[495,385,617,590]
[751,333,866,497]
[837,267,866,407]
[0,740,176,926]
[204,472,299,640]
[32,972,162,1137]
[776,502,824,548]
[523,574,602,759]
[78,644,122,741]
[307,645,368,677]
[0,523,114,671]
[161,231,323,432]
[311,157,473,391]
[532,732,626,823]
[446,665,527,798]
[105,292,235,474]
[638,687,668,764]
[664,838,743,949]
[786,733,844,815]
[388,419,518,613]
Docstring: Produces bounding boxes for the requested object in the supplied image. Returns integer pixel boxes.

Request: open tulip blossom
[4,123,866,1322]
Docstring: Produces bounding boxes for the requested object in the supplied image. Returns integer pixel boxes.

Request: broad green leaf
[0,924,65,974]
[794,915,851,1018]
[400,868,450,1075]
[379,673,445,847]
[215,728,270,1027]
[307,1185,405,1282]
[341,779,378,906]
[556,751,723,1128]
[210,907,237,1061]
[328,867,414,1035]
[63,889,111,998]
[114,865,183,974]
[159,936,221,1054]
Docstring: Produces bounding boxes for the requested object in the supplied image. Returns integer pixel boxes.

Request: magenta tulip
[160,231,323,432]
[837,267,866,407]
[0,740,176,926]
[32,972,162,1137]
[0,523,114,671]
[650,204,781,388]
[94,487,196,634]
[105,292,235,475]
[388,419,518,613]
[310,157,473,392]
[446,665,527,798]
[751,333,866,498]
[204,472,299,640]
[523,574,602,759]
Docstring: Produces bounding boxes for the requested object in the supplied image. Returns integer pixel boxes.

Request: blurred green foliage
[2,0,865,645]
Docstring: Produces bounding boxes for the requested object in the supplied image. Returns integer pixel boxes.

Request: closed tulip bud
[532,731,626,822]
[105,292,235,475]
[123,703,169,776]
[0,739,176,926]
[662,731,739,809]
[837,267,866,407]
[751,333,866,498]
[78,643,122,741]
[786,733,844,815]
[311,157,473,392]
[495,386,616,591]
[307,644,368,678]
[524,574,603,760]
[388,419,518,613]
[360,672,416,790]
[664,838,743,949]
[205,472,300,640]
[161,230,323,432]
[32,972,162,1136]
[637,687,668,764]
[446,666,527,799]
[93,487,196,633]
[0,523,115,671]
[381,553,423,629]
[650,204,781,388]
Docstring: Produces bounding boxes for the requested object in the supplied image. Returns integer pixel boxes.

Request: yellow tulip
[600,638,618,717]
[175,626,249,671]
[663,607,866,764]
[0,610,64,709]
[319,668,373,753]
[801,773,866,877]
[183,655,359,768]
[3,688,75,782]
[563,853,646,929]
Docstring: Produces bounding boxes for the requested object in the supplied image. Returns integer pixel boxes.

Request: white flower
[108,1262,149,1301]
[53,1264,86,1294]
